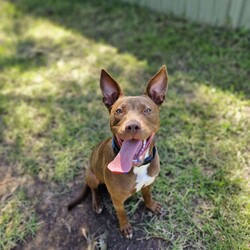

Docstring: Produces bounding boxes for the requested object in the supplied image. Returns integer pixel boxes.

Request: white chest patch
[133,163,157,192]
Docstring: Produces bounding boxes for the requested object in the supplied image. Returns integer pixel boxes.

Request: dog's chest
[133,164,156,192]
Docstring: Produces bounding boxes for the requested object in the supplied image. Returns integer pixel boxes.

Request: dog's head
[100,66,168,172]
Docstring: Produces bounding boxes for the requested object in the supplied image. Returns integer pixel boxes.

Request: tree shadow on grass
[11,0,250,99]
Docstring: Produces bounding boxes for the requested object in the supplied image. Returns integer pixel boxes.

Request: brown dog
[68,65,168,239]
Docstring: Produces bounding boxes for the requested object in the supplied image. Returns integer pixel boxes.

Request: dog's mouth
[117,134,154,164]
[107,133,154,173]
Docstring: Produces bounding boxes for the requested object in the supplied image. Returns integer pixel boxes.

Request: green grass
[0,190,37,249]
[0,0,249,249]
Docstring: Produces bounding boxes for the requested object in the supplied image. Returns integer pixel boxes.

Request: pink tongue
[108,139,142,173]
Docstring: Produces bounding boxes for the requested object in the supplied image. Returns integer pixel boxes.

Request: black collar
[112,138,156,166]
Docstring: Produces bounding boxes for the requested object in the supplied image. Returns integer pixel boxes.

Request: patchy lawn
[0,0,249,249]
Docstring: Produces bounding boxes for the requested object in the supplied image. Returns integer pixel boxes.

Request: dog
[68,65,168,239]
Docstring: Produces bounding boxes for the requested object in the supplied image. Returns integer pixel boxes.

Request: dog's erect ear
[144,65,168,106]
[100,69,123,110]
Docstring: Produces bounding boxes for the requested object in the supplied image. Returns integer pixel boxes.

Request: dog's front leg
[141,185,163,214]
[111,196,132,239]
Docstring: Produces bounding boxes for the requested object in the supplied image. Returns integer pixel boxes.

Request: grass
[0,0,249,249]
[0,190,37,249]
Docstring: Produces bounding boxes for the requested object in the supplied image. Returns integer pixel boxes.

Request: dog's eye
[144,108,152,114]
[116,108,123,114]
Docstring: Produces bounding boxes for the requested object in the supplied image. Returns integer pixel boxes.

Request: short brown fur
[68,65,168,239]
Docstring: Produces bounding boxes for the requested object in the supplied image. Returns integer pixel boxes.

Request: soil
[12,173,168,250]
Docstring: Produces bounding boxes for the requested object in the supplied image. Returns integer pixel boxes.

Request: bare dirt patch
[13,174,168,250]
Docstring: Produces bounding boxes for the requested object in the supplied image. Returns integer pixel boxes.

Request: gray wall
[122,0,250,29]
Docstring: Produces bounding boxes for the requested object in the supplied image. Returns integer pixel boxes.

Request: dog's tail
[68,184,89,211]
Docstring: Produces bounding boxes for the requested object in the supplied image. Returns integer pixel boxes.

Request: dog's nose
[125,121,141,133]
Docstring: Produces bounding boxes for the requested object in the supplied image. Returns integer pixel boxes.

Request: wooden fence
[122,0,250,29]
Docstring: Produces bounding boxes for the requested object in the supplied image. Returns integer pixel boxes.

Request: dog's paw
[92,202,103,214]
[121,224,133,239]
[147,201,163,214]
